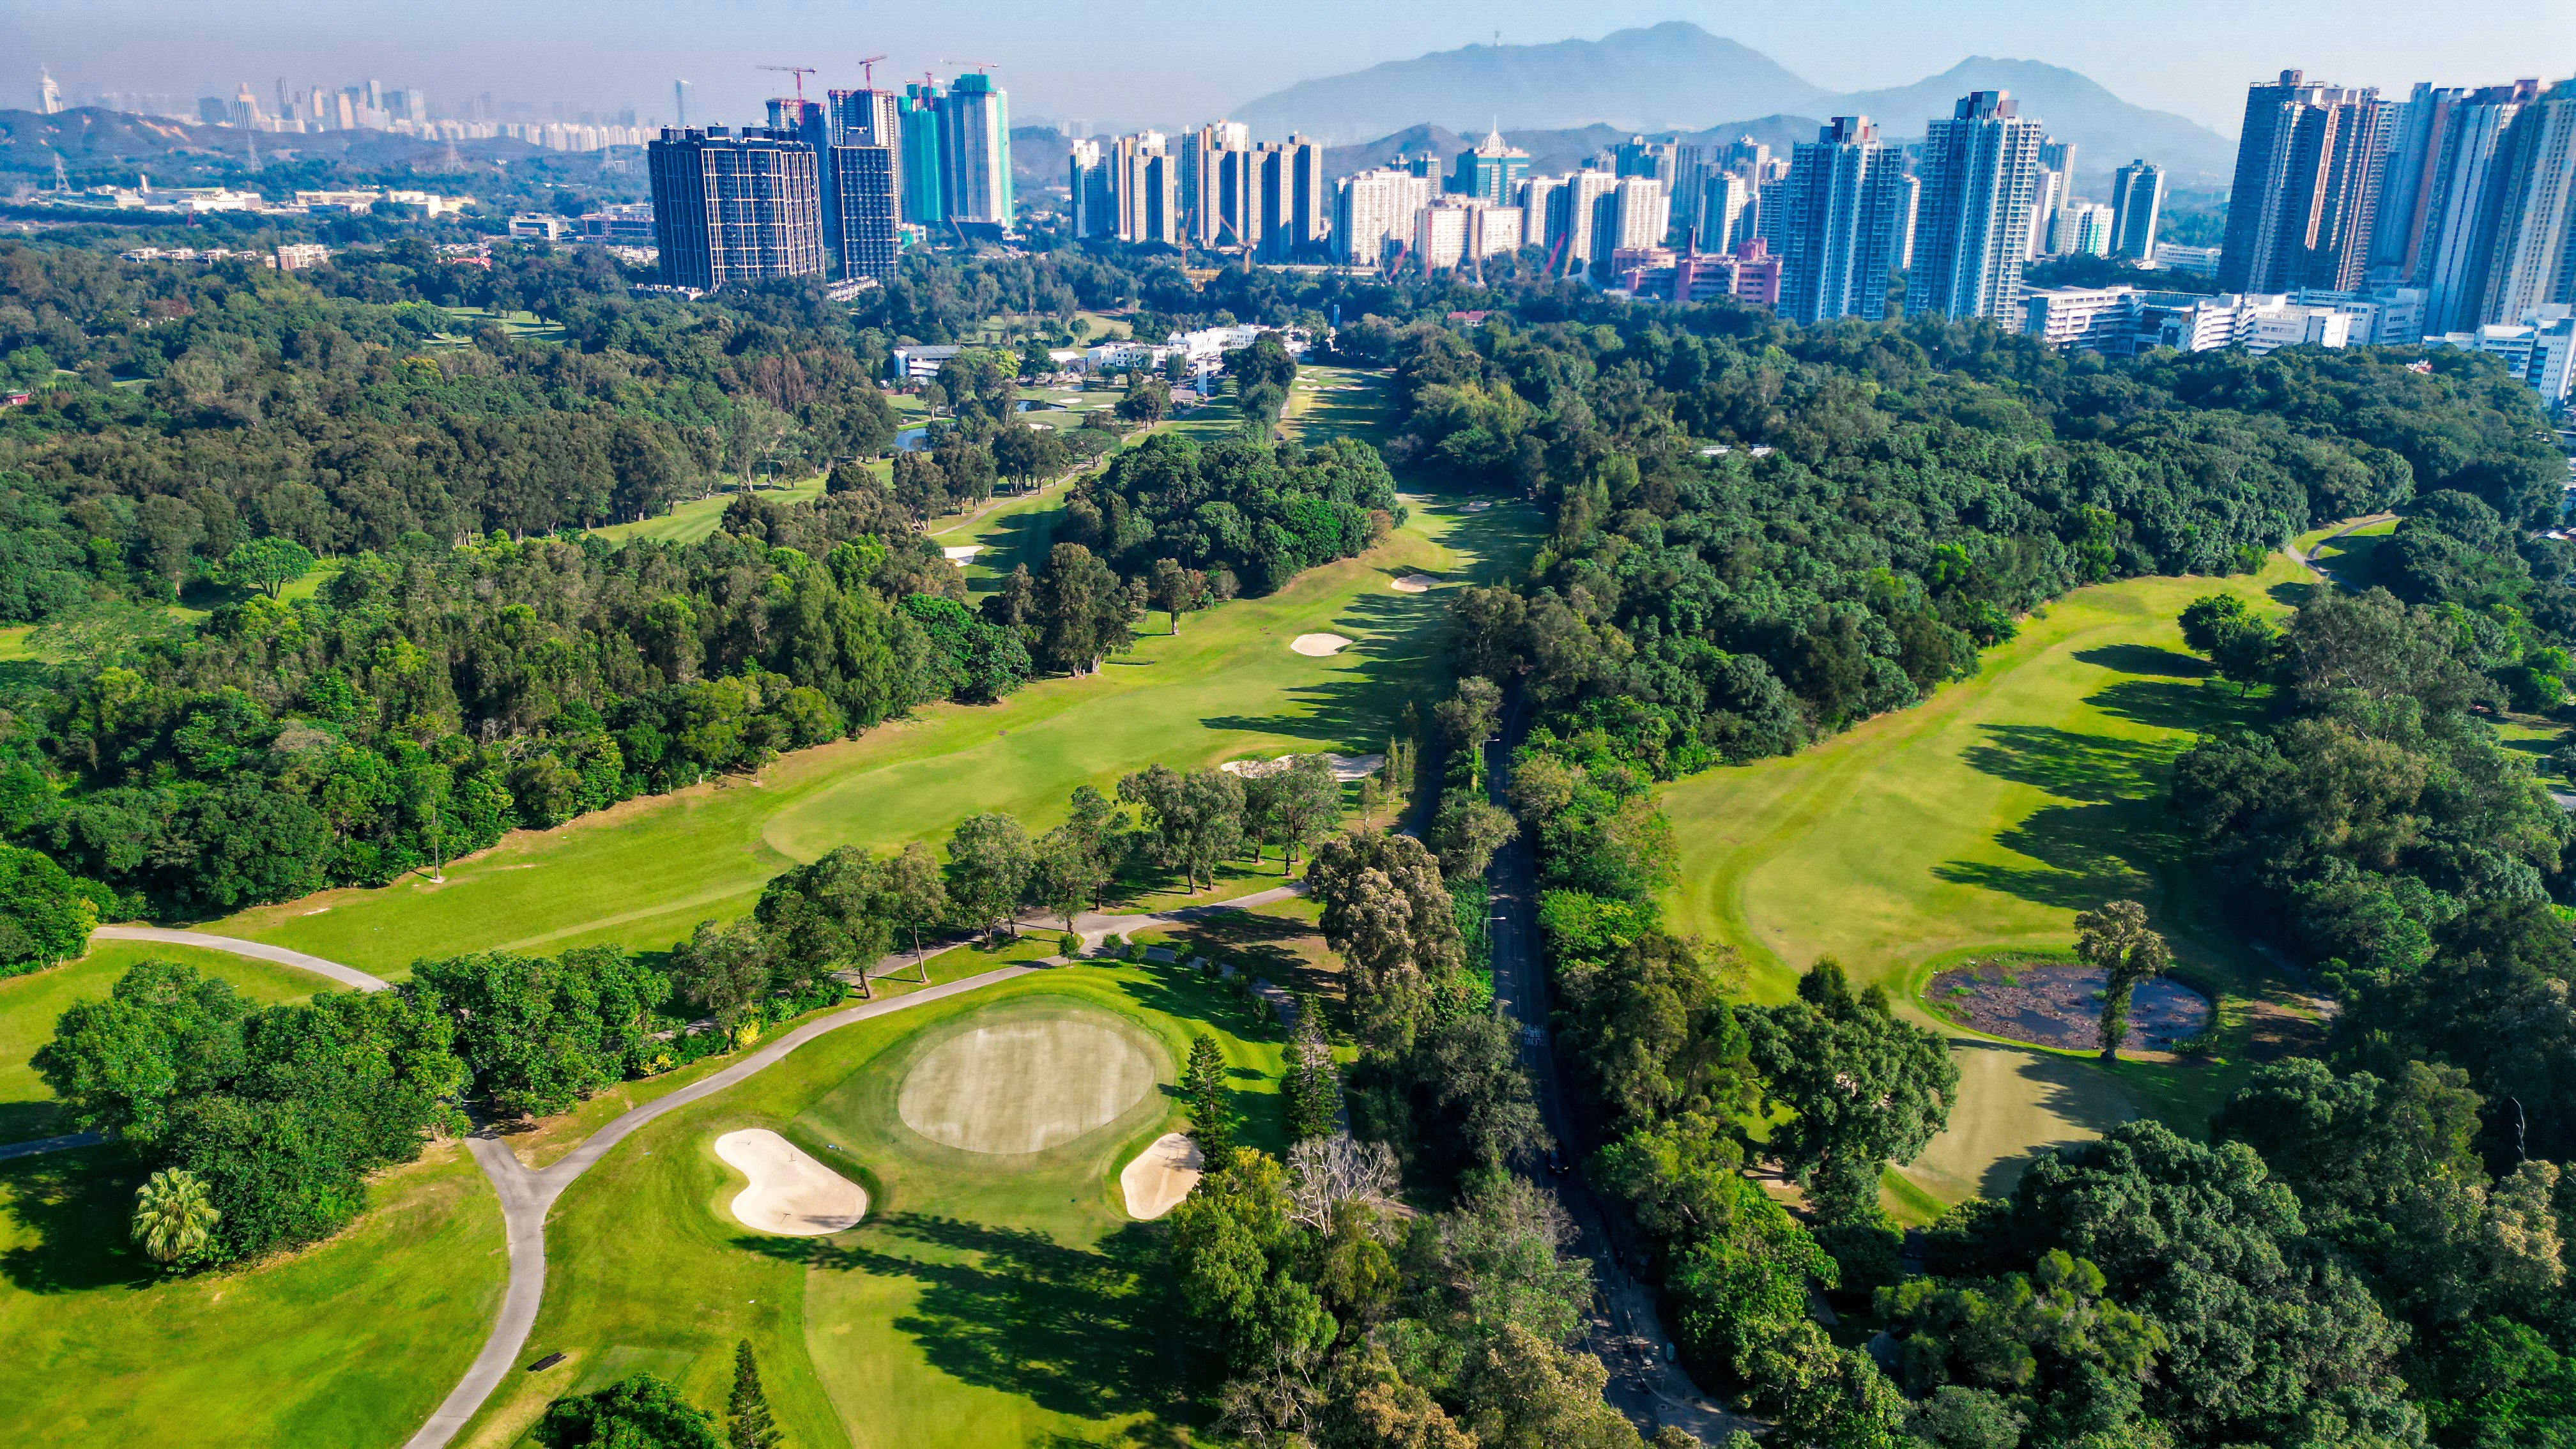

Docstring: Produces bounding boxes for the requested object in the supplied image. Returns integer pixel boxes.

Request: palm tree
[132,1167,221,1265]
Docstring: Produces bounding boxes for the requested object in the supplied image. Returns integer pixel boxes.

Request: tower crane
[854,55,887,88]
[757,65,816,102]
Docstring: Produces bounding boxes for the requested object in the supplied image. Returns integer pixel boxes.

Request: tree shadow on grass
[2083,678,2235,733]
[742,1213,1185,1427]
[1933,802,2159,912]
[2071,643,2207,679]
[1957,725,2179,804]
[1149,912,1338,1005]
[1946,1038,2140,1199]
[0,1144,155,1294]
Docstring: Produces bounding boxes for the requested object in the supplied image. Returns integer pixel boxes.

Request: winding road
[47,883,1315,1447]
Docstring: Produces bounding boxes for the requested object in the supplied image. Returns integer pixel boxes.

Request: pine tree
[1184,1034,1236,1162]
[727,1339,781,1449]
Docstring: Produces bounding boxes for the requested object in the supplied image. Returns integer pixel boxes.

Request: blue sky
[6,0,2564,136]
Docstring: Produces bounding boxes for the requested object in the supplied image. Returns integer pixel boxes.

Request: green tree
[1430,794,1518,882]
[666,919,773,1036]
[1306,830,1468,1052]
[131,1165,222,1266]
[1457,1324,1648,1449]
[1750,1322,1910,1449]
[1744,960,1956,1223]
[2178,594,2280,694]
[754,846,896,994]
[881,840,949,982]
[1116,373,1171,425]
[218,536,316,599]
[1146,555,1204,634]
[0,842,100,976]
[1281,1013,1341,1142]
[1186,1032,1239,1160]
[412,946,671,1116]
[1960,1119,2421,1444]
[2073,900,2171,1060]
[1271,754,1346,871]
[944,811,1034,941]
[1062,784,1128,908]
[1036,542,1132,675]
[35,958,256,1144]
[726,1340,781,1449]
[536,1372,722,1448]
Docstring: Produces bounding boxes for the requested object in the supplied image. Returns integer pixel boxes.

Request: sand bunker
[1290,633,1352,656]
[1391,574,1438,593]
[1463,500,1494,512]
[1121,1132,1204,1220]
[942,545,984,562]
[1221,752,1386,782]
[714,1129,867,1236]
[899,1015,1156,1154]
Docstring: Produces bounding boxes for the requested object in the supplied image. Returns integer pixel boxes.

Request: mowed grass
[1660,558,2310,1209]
[0,942,500,1446]
[0,1142,503,1446]
[452,962,1286,1449]
[213,494,1539,977]
[592,472,834,547]
[0,942,322,1142]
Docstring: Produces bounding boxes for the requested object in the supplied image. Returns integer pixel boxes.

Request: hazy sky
[6,0,2566,136]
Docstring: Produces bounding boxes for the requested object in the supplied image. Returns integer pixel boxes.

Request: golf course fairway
[448,964,1284,1449]
[1660,553,2312,1209]
[209,484,1536,977]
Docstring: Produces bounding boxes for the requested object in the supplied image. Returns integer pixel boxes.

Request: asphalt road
[1482,689,1759,1444]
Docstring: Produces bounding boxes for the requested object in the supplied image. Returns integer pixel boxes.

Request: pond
[1925,960,2212,1052]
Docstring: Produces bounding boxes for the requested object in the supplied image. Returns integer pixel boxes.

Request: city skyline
[5,1,2558,141]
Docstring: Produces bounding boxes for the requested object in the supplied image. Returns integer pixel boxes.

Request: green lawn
[2304,514,2397,589]
[0,1142,503,1446]
[211,493,1540,977]
[1660,557,2313,1211]
[0,942,323,1143]
[1284,366,1395,448]
[0,939,496,1446]
[593,473,834,547]
[452,962,1285,1448]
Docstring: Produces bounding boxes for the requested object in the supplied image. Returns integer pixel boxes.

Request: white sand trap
[1291,633,1353,656]
[1220,751,1384,782]
[942,545,984,562]
[1463,500,1494,512]
[1391,573,1438,593]
[1121,1132,1205,1220]
[899,1016,1156,1154]
[714,1129,867,1236]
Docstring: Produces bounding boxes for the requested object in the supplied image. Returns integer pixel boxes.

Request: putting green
[1662,557,2308,1209]
[896,1008,1160,1155]
[450,967,1282,1449]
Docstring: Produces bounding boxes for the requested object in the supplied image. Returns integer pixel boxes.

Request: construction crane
[940,59,999,75]
[757,65,816,102]
[854,54,887,88]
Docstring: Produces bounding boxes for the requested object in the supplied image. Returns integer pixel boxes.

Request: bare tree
[1285,1135,1401,1232]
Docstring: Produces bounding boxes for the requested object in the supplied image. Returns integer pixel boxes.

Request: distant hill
[1820,57,2235,185]
[1239,26,2236,188]
[1238,22,1826,144]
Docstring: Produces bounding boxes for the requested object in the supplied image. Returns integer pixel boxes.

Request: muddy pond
[1925,960,2212,1052]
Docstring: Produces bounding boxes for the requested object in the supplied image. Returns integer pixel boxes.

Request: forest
[1405,281,2575,1448]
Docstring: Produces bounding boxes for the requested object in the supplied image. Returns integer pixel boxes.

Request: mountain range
[1236,22,2236,185]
